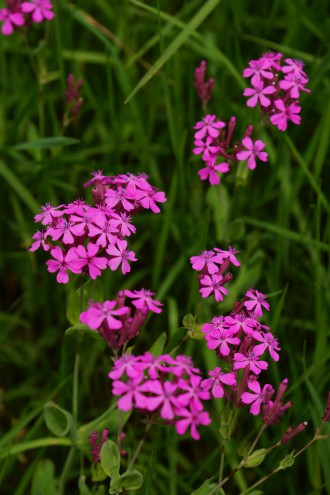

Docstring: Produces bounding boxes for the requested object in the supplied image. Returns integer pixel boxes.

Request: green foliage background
[0,0,329,493]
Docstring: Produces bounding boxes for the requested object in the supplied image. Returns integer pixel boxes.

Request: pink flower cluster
[0,0,54,35]
[65,74,84,118]
[80,289,163,350]
[30,171,167,284]
[109,353,211,440]
[243,51,310,131]
[191,247,293,422]
[192,60,268,185]
[190,246,240,302]
[193,114,268,185]
[194,60,215,107]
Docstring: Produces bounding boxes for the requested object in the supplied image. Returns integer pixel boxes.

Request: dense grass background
[0,0,330,493]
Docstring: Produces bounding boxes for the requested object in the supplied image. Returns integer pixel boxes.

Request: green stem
[247,424,267,456]
[58,447,76,495]
[127,422,152,470]
[0,438,72,460]
[218,438,225,485]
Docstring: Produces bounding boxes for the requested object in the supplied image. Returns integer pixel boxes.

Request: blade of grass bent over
[125,0,222,103]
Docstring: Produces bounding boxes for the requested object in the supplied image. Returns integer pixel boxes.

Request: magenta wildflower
[194,115,225,140]
[194,60,214,105]
[241,380,271,415]
[236,137,268,170]
[279,74,310,99]
[206,327,240,356]
[243,82,276,108]
[198,157,229,185]
[21,0,54,22]
[29,230,50,252]
[252,331,281,361]
[0,7,24,35]
[190,250,220,275]
[214,246,240,267]
[34,203,63,225]
[175,407,211,441]
[75,242,108,279]
[233,351,268,375]
[124,289,163,314]
[193,136,219,161]
[270,99,301,131]
[199,274,228,302]
[107,239,137,275]
[244,289,270,317]
[242,59,274,87]
[46,246,83,284]
[282,58,307,79]
[144,380,179,420]
[112,378,149,412]
[201,367,236,399]
[177,375,210,411]
[80,300,129,330]
[135,188,167,214]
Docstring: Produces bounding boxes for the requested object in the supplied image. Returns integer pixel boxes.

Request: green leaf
[65,324,103,342]
[182,314,196,330]
[78,475,92,495]
[243,448,268,468]
[125,0,222,103]
[66,280,104,325]
[31,460,57,495]
[110,469,143,493]
[91,463,108,483]
[191,478,220,495]
[100,440,120,479]
[149,332,167,356]
[279,450,295,470]
[43,402,75,438]
[0,159,40,213]
[164,327,186,354]
[15,136,80,150]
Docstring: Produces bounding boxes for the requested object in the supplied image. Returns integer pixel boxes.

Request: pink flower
[34,203,63,225]
[46,246,83,284]
[135,188,167,214]
[281,58,307,79]
[29,230,50,252]
[243,82,276,108]
[206,327,240,356]
[21,0,54,23]
[201,367,237,399]
[75,242,108,279]
[193,136,219,161]
[270,99,301,131]
[252,331,281,361]
[241,380,270,415]
[175,407,211,441]
[279,74,310,99]
[143,380,179,420]
[190,250,220,274]
[198,157,229,185]
[112,378,149,411]
[236,137,268,170]
[177,375,210,411]
[124,288,163,314]
[224,314,255,335]
[242,59,274,87]
[233,351,268,375]
[80,300,129,330]
[110,212,136,237]
[199,274,228,302]
[106,239,137,275]
[108,354,141,380]
[0,7,24,35]
[194,115,225,140]
[244,289,270,317]
[214,246,240,267]
[105,187,135,212]
[88,219,118,247]
[48,218,84,245]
